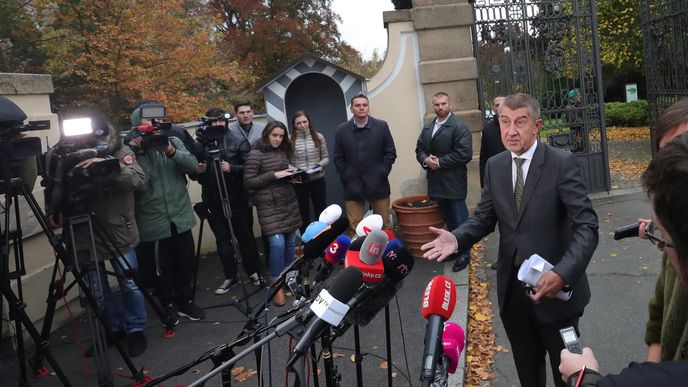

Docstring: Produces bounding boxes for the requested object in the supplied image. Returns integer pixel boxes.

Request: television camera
[43,115,120,216]
[124,103,172,153]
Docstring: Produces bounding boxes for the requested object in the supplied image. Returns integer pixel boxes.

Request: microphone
[343,247,415,327]
[318,204,342,225]
[614,223,640,240]
[348,235,364,252]
[355,214,383,237]
[287,267,363,368]
[302,218,350,261]
[315,235,351,283]
[442,322,465,374]
[420,276,457,385]
[345,230,388,283]
[301,221,329,242]
[384,238,405,256]
[383,229,397,241]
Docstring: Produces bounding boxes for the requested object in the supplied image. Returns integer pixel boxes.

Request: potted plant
[392,195,445,257]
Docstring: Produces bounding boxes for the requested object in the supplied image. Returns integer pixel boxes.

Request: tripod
[0,176,71,386]
[192,148,259,317]
[26,196,155,386]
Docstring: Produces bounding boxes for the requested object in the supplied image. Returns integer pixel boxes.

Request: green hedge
[605,100,649,127]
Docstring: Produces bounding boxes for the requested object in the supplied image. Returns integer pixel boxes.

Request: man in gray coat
[422,93,599,387]
[415,92,473,271]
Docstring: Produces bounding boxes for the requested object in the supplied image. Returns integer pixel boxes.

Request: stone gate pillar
[412,0,483,207]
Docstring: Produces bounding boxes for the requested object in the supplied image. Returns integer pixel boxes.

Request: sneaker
[215,278,239,295]
[128,331,147,357]
[178,301,206,321]
[249,273,266,288]
[163,304,180,329]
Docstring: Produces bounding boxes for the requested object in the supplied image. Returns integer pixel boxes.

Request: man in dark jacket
[479,95,506,189]
[415,92,473,271]
[194,108,265,295]
[334,94,397,235]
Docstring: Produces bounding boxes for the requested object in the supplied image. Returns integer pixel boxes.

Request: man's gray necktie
[514,157,525,211]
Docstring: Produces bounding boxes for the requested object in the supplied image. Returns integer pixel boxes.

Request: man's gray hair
[499,93,541,119]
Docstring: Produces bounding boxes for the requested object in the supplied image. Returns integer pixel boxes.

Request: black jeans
[205,197,261,280]
[293,177,327,234]
[136,225,195,307]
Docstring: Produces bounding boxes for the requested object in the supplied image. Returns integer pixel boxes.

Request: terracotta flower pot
[392,195,445,258]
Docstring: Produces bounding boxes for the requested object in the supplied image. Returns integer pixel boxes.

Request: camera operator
[559,133,688,386]
[128,105,205,326]
[45,112,148,357]
[194,108,265,295]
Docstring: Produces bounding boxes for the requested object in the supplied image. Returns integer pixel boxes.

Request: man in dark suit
[422,93,599,387]
[480,95,506,189]
[415,92,473,271]
[334,94,397,235]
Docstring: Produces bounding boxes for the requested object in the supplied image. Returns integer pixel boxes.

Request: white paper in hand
[517,254,572,301]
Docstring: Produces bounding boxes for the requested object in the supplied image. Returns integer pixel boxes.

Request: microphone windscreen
[302,221,329,242]
[383,238,404,256]
[360,229,388,265]
[383,229,396,241]
[318,204,342,225]
[327,266,363,302]
[356,214,383,237]
[421,276,457,320]
[443,322,465,355]
[303,218,350,260]
[325,235,351,264]
[349,236,364,252]
[442,339,460,374]
[344,281,400,326]
[382,247,415,282]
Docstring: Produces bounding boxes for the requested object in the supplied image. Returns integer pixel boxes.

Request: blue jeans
[267,232,296,281]
[436,198,469,231]
[97,250,147,333]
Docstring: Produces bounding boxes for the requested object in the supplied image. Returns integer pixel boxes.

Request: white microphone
[318,204,342,225]
[355,214,383,237]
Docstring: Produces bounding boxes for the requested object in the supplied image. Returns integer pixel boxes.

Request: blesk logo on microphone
[422,281,432,309]
[441,279,453,311]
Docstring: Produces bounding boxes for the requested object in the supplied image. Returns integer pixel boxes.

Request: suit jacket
[453,141,598,323]
[415,113,473,200]
[479,117,506,188]
[333,116,397,201]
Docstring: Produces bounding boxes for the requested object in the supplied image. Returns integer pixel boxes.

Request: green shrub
[392,0,413,10]
[605,100,649,127]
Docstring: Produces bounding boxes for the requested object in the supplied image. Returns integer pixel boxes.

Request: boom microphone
[343,247,415,327]
[420,276,457,386]
[287,267,363,368]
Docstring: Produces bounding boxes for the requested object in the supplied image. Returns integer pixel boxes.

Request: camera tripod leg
[0,277,72,386]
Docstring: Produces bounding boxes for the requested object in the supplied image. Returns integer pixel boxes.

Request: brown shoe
[273,288,286,307]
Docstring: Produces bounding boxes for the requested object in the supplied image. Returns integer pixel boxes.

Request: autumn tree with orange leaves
[32,0,254,124]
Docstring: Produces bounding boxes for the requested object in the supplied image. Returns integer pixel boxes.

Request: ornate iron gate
[641,0,688,150]
[471,0,610,192]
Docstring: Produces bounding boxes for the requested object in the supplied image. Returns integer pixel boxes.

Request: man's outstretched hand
[421,226,458,262]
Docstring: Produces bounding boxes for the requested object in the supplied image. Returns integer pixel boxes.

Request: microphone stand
[384,305,393,387]
[353,325,364,387]
[189,304,313,387]
[300,260,321,387]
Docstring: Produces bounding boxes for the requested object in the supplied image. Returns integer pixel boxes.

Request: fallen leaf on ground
[380,361,388,369]
[231,367,244,376]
